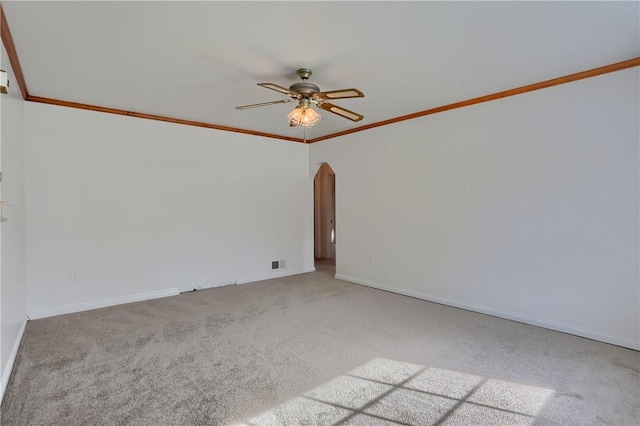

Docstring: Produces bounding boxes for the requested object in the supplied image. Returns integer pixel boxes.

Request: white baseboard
[27,268,318,319]
[1,316,27,404]
[28,288,180,320]
[335,274,640,351]
[237,267,316,285]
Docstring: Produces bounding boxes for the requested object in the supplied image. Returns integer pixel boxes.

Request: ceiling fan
[235,68,365,128]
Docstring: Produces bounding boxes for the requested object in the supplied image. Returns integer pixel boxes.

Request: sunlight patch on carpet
[236,358,555,425]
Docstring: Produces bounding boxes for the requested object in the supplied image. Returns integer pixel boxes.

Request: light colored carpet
[1,270,638,425]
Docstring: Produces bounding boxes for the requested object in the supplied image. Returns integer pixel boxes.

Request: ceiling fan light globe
[301,108,321,126]
[287,107,303,123]
[287,105,321,128]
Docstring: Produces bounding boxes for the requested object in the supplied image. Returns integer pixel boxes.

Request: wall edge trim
[27,288,180,320]
[237,267,316,285]
[0,317,28,404]
[335,274,640,351]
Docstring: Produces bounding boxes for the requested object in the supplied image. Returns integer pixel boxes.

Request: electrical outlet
[70,272,78,283]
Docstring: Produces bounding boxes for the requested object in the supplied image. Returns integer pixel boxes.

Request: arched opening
[314,163,336,274]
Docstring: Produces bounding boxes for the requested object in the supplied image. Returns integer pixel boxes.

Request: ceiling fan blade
[313,88,364,100]
[316,102,364,122]
[235,99,295,110]
[257,83,300,98]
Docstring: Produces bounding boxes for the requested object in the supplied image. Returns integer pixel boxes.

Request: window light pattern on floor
[237,358,555,425]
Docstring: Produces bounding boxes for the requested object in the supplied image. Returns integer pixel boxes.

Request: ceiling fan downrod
[297,68,312,80]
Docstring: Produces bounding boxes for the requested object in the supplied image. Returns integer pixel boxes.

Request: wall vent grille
[272,260,286,270]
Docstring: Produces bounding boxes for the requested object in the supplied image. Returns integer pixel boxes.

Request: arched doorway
[314,163,336,274]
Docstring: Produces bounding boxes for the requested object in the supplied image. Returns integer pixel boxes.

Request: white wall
[311,68,639,349]
[25,103,314,318]
[0,40,27,400]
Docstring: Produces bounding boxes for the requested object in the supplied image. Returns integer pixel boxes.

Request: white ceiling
[3,1,639,140]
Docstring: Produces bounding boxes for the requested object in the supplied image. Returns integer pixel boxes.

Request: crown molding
[26,96,307,143]
[1,5,638,144]
[1,5,29,99]
[308,57,640,143]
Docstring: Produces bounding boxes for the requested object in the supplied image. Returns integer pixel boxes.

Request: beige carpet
[1,270,638,425]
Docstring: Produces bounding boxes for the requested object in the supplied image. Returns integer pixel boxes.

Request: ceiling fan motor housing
[289,81,320,97]
[289,68,319,97]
